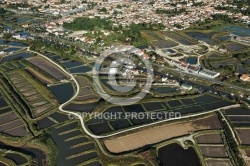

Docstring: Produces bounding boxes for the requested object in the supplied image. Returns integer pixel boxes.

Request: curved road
[27,47,241,139]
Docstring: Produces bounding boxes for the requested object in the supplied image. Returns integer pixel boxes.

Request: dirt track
[104,115,221,153]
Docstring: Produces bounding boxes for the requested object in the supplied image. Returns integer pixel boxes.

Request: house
[240,74,250,82]
[22,23,29,28]
[162,77,168,82]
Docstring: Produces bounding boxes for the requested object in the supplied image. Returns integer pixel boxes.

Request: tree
[3,33,12,40]
[99,7,107,13]
[0,7,6,14]
[63,17,112,31]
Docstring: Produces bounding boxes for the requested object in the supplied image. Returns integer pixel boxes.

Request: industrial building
[171,60,220,79]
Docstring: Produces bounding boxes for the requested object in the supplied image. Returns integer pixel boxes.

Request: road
[8,19,250,95]
[153,67,250,104]
[153,63,250,93]
[27,48,243,140]
[28,47,241,139]
[28,47,102,139]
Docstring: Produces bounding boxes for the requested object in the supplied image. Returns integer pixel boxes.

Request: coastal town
[3,0,250,33]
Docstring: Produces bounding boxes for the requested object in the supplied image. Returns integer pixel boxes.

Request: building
[188,65,200,74]
[198,68,220,79]
[181,83,193,90]
[109,67,119,75]
[240,74,250,82]
[171,60,220,79]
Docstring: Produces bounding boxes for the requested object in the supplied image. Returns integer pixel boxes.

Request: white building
[109,67,119,75]
[198,68,220,79]
[181,83,193,90]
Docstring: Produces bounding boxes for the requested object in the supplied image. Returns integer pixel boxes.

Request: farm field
[27,56,68,81]
[199,145,228,158]
[68,66,92,73]
[74,76,100,102]
[194,131,233,165]
[142,31,178,48]
[225,106,250,159]
[195,133,223,144]
[152,39,177,48]
[0,111,29,137]
[225,107,250,116]
[206,52,226,59]
[25,66,55,85]
[185,31,217,45]
[1,52,31,63]
[1,23,250,165]
[225,107,250,127]
[87,94,233,135]
[104,115,221,153]
[5,70,57,118]
[159,32,196,45]
[151,86,178,94]
[0,91,29,137]
[64,102,97,113]
[3,47,22,53]
[204,55,249,75]
[235,129,250,145]
[51,121,102,166]
[224,42,246,51]
[205,159,232,166]
[43,51,62,61]
[0,61,25,72]
[60,59,92,74]
[209,58,241,67]
[4,15,39,26]
[158,143,201,166]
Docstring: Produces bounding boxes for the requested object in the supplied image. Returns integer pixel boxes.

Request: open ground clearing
[27,56,68,81]
[25,66,54,85]
[6,70,57,118]
[159,32,196,45]
[104,115,221,153]
[0,92,29,137]
[199,145,228,158]
[142,31,178,48]
[74,76,100,102]
[195,133,223,144]
[206,159,232,166]
[235,129,250,145]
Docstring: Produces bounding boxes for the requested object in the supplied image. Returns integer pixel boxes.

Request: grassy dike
[217,112,246,166]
